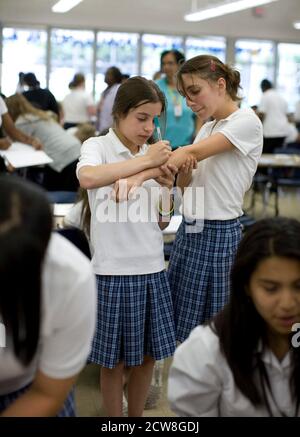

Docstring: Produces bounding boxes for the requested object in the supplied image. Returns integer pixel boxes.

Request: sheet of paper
[53,203,74,217]
[0,142,53,168]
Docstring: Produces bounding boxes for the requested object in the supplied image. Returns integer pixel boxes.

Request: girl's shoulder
[183,324,221,356]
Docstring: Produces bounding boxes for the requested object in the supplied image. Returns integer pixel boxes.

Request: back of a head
[69,73,85,89]
[0,175,52,365]
[23,72,40,89]
[105,66,123,85]
[6,93,43,121]
[177,54,242,102]
[261,79,273,92]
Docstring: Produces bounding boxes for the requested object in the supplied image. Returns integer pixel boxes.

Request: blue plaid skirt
[0,385,76,416]
[89,271,176,368]
[168,218,242,342]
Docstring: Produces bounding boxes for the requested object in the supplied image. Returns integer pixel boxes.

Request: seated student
[168,217,300,417]
[22,72,60,118]
[5,94,81,192]
[0,175,96,416]
[0,95,42,151]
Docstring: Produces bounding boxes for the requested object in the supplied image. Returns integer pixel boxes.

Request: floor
[74,185,300,417]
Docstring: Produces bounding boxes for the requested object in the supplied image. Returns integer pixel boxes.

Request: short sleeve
[168,326,223,417]
[38,237,97,379]
[219,111,263,156]
[76,137,106,178]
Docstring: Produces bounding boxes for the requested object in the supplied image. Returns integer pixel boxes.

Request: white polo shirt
[76,129,165,276]
[168,325,298,417]
[0,233,97,395]
[63,89,94,124]
[259,89,290,138]
[183,108,263,220]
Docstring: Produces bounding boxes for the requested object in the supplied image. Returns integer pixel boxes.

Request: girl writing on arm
[77,76,177,417]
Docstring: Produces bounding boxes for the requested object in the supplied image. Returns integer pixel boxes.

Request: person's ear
[217,77,226,94]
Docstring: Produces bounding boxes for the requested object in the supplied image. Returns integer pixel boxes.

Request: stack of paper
[0,142,52,168]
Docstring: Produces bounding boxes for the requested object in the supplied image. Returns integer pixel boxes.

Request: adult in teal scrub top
[156,50,196,149]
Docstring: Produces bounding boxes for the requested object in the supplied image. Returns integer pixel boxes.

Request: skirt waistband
[183,217,241,229]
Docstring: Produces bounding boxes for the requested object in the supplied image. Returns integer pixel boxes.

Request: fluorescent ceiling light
[52,0,83,13]
[294,21,300,30]
[184,0,279,22]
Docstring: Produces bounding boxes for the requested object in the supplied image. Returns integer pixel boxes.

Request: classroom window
[185,37,226,62]
[49,29,95,101]
[1,27,47,97]
[95,32,139,99]
[141,34,184,79]
[277,43,300,113]
[235,39,275,108]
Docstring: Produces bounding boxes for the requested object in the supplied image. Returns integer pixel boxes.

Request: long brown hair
[177,54,242,103]
[212,217,300,414]
[0,175,52,365]
[112,76,167,143]
[5,93,51,122]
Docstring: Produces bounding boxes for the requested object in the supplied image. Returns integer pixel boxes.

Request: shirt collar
[256,340,292,371]
[108,128,148,157]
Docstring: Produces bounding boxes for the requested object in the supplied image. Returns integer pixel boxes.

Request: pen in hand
[154,116,162,141]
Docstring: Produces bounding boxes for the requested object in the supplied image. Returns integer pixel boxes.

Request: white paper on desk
[0,142,53,168]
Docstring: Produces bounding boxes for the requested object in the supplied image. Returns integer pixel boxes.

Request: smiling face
[249,256,300,341]
[178,73,226,120]
[116,101,162,150]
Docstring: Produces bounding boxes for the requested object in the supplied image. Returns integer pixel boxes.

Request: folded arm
[2,113,43,149]
[1,370,77,417]
[114,133,234,199]
[78,140,171,189]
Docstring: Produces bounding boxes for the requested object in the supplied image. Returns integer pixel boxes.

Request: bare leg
[127,355,155,417]
[101,361,124,417]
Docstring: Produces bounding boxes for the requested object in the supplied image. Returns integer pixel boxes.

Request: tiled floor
[75,186,300,417]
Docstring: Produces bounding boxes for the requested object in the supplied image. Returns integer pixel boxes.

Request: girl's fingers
[167,164,178,173]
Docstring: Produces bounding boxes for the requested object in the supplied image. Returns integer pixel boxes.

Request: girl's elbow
[78,171,93,189]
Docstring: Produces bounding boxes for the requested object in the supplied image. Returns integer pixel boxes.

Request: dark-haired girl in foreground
[0,176,96,416]
[169,217,300,416]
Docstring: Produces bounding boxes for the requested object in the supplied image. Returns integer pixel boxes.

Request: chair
[271,147,300,215]
[240,213,256,231]
[55,227,91,259]
[47,191,77,203]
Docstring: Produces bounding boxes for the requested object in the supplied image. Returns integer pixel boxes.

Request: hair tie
[210,59,216,72]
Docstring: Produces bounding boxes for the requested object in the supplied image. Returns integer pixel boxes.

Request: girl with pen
[77,76,178,417]
[113,55,263,344]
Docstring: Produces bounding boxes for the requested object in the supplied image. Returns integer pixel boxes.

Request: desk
[257,154,300,216]
[258,154,300,168]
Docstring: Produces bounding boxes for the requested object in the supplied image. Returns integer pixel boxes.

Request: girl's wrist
[158,194,174,217]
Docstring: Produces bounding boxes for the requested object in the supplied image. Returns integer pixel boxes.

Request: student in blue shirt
[156,50,198,149]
